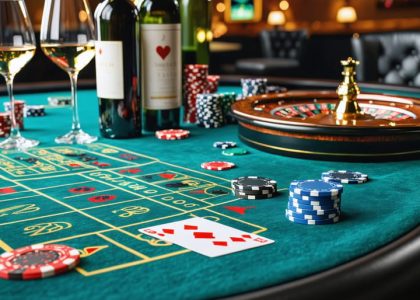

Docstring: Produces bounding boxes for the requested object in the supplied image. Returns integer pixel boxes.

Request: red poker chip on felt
[155,129,190,140]
[201,161,235,171]
[0,244,80,280]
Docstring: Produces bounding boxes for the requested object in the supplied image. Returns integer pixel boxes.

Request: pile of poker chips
[184,64,209,123]
[155,129,190,140]
[213,141,248,156]
[220,92,237,124]
[48,96,71,106]
[0,113,11,137]
[4,100,24,130]
[201,161,235,171]
[0,244,80,280]
[213,141,237,150]
[321,170,368,184]
[24,105,46,117]
[196,93,224,128]
[207,75,220,93]
[241,78,268,97]
[231,176,277,200]
[286,180,343,225]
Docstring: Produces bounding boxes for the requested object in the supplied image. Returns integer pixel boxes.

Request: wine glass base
[55,130,98,145]
[0,136,40,151]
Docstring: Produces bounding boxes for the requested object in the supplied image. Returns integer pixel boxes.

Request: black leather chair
[352,32,420,86]
[235,29,308,76]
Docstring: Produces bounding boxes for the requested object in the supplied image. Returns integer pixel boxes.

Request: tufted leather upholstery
[235,29,308,76]
[352,32,420,86]
[261,29,308,60]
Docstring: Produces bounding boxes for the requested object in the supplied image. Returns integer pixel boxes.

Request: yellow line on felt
[0,211,75,227]
[202,208,268,234]
[76,249,190,276]
[96,232,150,260]
[0,194,39,203]
[0,240,13,252]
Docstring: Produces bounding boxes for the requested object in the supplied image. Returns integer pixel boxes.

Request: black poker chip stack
[231,176,277,200]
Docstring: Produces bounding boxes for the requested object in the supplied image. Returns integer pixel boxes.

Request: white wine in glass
[0,0,39,150]
[40,0,97,144]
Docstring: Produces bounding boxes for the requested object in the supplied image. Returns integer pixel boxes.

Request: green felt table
[0,84,419,300]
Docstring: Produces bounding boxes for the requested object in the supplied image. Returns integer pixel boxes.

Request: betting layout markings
[0,144,268,276]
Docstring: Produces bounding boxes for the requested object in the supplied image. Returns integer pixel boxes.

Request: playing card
[139,217,274,257]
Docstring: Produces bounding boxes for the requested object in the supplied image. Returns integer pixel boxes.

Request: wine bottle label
[141,24,181,110]
[95,41,124,99]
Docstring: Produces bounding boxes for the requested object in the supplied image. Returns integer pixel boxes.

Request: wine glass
[40,0,97,144]
[0,0,39,150]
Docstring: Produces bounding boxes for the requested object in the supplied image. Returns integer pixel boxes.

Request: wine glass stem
[5,75,20,139]
[69,72,81,132]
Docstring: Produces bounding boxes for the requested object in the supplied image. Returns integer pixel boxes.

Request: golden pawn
[334,57,365,125]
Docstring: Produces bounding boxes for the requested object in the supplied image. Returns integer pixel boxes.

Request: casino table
[0,77,419,300]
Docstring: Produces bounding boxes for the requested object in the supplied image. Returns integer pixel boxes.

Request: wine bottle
[139,0,182,132]
[180,0,212,65]
[95,0,141,139]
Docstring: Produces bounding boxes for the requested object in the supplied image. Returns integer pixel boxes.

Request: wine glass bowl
[40,0,97,144]
[0,0,39,150]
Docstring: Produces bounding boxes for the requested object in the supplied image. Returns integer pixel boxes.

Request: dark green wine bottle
[139,0,181,132]
[95,0,141,139]
[180,0,212,65]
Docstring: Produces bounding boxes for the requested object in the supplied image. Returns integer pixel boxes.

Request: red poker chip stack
[184,64,209,123]
[155,129,190,140]
[0,112,11,137]
[206,75,220,93]
[4,100,25,130]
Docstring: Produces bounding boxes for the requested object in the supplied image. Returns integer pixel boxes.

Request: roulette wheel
[231,58,420,161]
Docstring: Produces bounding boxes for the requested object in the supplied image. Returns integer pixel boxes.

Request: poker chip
[241,78,268,97]
[289,180,343,197]
[289,200,340,211]
[3,101,24,130]
[155,129,190,140]
[48,96,71,106]
[285,209,340,221]
[321,170,368,184]
[286,178,342,224]
[201,161,235,171]
[289,196,341,207]
[231,176,278,200]
[234,191,274,200]
[231,176,277,191]
[222,147,248,156]
[0,244,80,280]
[24,105,46,117]
[206,75,220,93]
[287,204,341,216]
[196,93,224,128]
[184,64,209,123]
[289,191,340,201]
[286,214,340,225]
[0,113,11,138]
[213,141,237,149]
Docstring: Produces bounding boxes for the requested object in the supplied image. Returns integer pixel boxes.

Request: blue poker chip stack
[286,180,343,225]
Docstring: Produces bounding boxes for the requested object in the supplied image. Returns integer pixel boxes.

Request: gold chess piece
[334,57,366,124]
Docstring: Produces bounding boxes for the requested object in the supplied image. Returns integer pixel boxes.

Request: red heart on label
[156,46,171,60]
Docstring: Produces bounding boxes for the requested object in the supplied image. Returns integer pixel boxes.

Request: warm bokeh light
[196,28,207,43]
[336,6,358,24]
[216,2,226,13]
[206,30,213,42]
[267,11,286,26]
[213,21,228,38]
[79,10,88,22]
[279,0,289,11]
